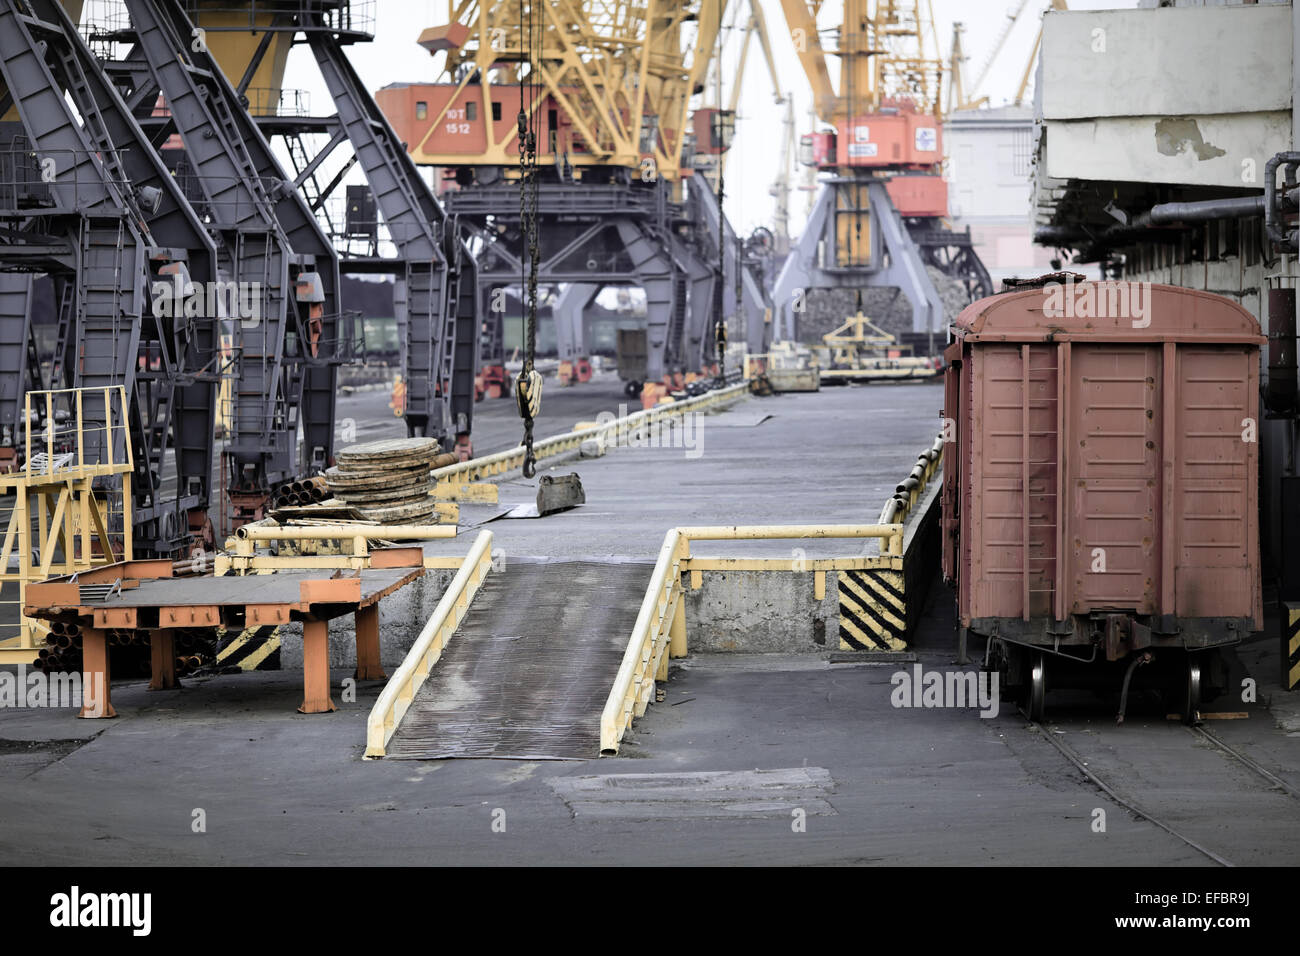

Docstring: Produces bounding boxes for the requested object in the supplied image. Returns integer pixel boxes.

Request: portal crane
[773,0,992,352]
[378,0,768,400]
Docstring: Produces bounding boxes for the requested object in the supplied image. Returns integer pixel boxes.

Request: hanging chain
[515,0,543,478]
[712,2,726,383]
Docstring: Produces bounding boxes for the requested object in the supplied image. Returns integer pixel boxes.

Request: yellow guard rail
[600,523,906,754]
[364,529,494,758]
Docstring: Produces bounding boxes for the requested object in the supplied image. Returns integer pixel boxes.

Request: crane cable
[712,0,726,381]
[515,0,542,477]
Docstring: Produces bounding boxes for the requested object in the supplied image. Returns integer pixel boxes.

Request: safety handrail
[600,528,686,754]
[13,386,133,482]
[432,381,748,485]
[364,529,494,758]
[681,522,906,557]
[600,522,908,754]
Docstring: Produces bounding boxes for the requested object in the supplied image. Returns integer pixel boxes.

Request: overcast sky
[279,0,1137,238]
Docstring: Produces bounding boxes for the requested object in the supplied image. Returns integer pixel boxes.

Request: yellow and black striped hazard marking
[1286,604,1299,691]
[838,569,907,651]
[216,625,281,671]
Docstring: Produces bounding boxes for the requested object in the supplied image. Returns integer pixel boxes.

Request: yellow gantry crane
[779,0,945,125]
[770,0,979,352]
[410,0,727,184]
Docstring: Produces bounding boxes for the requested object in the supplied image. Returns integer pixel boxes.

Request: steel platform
[22,559,424,717]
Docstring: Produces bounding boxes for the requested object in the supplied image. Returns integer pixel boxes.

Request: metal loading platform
[385,562,649,760]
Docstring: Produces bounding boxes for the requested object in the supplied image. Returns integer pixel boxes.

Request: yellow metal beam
[433,382,748,486]
[777,0,837,122]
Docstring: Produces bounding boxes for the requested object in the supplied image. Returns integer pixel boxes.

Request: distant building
[945,105,1058,283]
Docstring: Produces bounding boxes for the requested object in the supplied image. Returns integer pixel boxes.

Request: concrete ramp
[385,562,648,759]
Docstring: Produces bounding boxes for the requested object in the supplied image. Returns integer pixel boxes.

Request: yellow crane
[407,0,726,185]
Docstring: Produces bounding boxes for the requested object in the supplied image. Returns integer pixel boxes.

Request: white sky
[280,0,1137,239]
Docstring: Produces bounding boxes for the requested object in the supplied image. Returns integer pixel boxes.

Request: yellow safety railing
[364,530,494,758]
[0,387,134,663]
[600,529,689,755]
[431,381,748,486]
[600,522,905,754]
[14,386,134,482]
[216,522,459,574]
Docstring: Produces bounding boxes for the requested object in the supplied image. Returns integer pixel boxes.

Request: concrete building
[1031,0,1299,601]
[946,105,1059,283]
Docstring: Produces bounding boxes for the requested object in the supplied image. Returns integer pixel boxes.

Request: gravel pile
[799,266,973,344]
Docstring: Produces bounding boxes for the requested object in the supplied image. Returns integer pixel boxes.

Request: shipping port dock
[0,0,1297,898]
[6,373,1293,872]
[4,380,1297,867]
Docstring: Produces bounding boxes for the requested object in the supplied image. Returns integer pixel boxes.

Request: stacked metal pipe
[32,620,83,674]
[271,475,332,509]
[32,624,220,679]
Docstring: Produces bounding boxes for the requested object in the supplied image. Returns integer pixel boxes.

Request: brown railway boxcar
[941,279,1265,721]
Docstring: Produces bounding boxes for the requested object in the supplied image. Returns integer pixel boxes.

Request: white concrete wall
[1040,4,1292,188]
[945,108,1057,279]
[1041,5,1291,118]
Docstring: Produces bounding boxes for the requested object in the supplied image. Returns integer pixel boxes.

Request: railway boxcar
[941,279,1265,721]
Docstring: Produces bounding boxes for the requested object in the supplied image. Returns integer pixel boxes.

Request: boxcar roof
[953,281,1264,344]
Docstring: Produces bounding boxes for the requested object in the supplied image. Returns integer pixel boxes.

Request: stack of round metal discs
[324,437,443,523]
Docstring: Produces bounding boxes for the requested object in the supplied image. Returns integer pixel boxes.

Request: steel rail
[1187,724,1300,800]
[1029,713,1234,867]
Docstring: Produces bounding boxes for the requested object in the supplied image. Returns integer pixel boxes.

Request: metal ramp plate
[385,562,649,759]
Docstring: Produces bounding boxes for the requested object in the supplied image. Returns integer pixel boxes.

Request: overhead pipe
[1036,180,1299,251]
[1148,196,1266,223]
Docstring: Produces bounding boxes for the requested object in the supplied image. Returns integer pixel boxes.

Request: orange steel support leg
[299,618,336,714]
[78,627,116,718]
[354,604,385,681]
[148,629,179,691]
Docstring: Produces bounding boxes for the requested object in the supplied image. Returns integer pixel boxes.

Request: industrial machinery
[376,0,769,399]
[0,0,225,553]
[0,0,478,547]
[155,1,481,460]
[95,0,351,530]
[815,312,939,383]
[773,0,992,353]
[941,280,1264,722]
[946,1,1069,114]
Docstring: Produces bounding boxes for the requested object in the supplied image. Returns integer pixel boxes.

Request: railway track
[1026,711,1300,867]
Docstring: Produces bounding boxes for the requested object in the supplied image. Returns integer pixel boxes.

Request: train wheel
[1026,651,1047,722]
[1181,657,1203,725]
